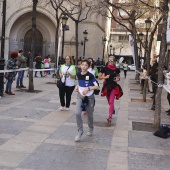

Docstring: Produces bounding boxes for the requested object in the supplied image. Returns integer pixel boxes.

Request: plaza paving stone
[0,72,170,170]
[18,144,109,170]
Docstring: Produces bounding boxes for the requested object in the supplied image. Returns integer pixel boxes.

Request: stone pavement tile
[111,136,128,146]
[113,130,128,138]
[107,164,128,170]
[14,131,49,142]
[111,145,128,152]
[15,168,34,170]
[128,152,170,170]
[44,138,96,149]
[0,116,13,120]
[128,147,164,155]
[129,130,170,150]
[0,166,14,170]
[41,111,72,122]
[0,107,52,120]
[21,100,60,110]
[0,119,34,135]
[49,125,114,146]
[0,151,29,168]
[13,118,37,123]
[17,143,109,170]
[0,133,15,139]
[0,138,8,146]
[0,138,42,153]
[107,151,128,164]
[26,125,57,134]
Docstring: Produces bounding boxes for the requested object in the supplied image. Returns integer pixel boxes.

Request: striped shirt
[77,71,98,96]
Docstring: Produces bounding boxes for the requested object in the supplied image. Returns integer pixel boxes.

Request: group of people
[5,49,27,95]
[5,50,52,95]
[34,54,51,77]
[57,55,123,142]
[140,55,170,115]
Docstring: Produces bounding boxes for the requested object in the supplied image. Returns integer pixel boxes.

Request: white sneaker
[74,131,83,142]
[59,107,65,111]
[87,130,93,136]
[65,107,70,111]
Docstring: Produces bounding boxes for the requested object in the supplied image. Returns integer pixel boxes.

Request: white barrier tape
[135,70,165,89]
[0,68,56,73]
[29,68,55,71]
[0,68,29,73]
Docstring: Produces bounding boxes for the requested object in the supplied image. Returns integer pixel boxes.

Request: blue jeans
[16,70,25,86]
[6,80,13,92]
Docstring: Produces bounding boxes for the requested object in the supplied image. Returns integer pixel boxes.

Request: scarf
[107,64,116,71]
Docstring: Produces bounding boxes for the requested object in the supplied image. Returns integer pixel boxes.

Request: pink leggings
[106,89,115,117]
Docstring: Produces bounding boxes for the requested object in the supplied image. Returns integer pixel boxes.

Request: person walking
[123,61,128,78]
[140,65,147,94]
[5,52,18,95]
[59,56,76,111]
[44,56,50,77]
[163,63,170,115]
[150,58,158,110]
[98,56,121,124]
[82,57,98,115]
[34,55,44,77]
[74,59,99,142]
[16,49,27,88]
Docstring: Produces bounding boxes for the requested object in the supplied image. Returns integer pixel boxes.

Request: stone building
[0,0,110,62]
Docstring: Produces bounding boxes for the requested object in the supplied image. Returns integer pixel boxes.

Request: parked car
[128,64,136,71]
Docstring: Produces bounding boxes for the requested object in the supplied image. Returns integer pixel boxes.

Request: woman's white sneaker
[59,107,65,111]
[65,107,70,111]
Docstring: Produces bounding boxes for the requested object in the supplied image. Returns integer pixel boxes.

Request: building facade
[0,0,109,62]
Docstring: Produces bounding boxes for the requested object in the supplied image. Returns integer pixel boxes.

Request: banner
[129,34,136,67]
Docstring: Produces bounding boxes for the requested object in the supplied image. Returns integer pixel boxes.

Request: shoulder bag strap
[63,65,71,83]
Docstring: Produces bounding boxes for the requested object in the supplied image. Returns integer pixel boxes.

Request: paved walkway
[0,71,170,170]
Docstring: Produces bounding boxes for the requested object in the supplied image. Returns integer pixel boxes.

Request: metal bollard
[0,58,5,97]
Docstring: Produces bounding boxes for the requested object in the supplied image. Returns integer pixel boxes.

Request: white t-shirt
[60,64,76,86]
[88,68,95,76]
[123,64,128,70]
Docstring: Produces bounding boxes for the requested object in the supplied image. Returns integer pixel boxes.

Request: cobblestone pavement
[0,71,170,170]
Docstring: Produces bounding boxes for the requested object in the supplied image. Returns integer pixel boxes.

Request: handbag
[56,65,71,89]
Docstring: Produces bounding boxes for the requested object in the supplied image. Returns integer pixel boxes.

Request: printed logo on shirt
[86,76,89,80]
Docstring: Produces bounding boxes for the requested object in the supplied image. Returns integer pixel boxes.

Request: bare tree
[96,0,154,79]
[47,0,65,70]
[60,0,93,64]
[154,0,169,128]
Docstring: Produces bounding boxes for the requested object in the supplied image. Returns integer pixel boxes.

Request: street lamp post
[61,15,68,60]
[144,18,152,63]
[0,0,7,97]
[83,30,88,57]
[139,32,144,68]
[102,37,107,64]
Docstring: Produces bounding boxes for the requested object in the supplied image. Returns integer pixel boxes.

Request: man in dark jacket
[150,59,158,110]
[16,49,27,88]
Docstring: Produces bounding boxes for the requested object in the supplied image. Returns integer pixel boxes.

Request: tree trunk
[29,0,38,91]
[75,21,79,65]
[143,79,148,102]
[153,0,169,128]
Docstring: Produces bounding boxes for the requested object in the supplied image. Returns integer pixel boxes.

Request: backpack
[154,125,170,139]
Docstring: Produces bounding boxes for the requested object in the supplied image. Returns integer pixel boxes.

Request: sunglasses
[109,60,114,62]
